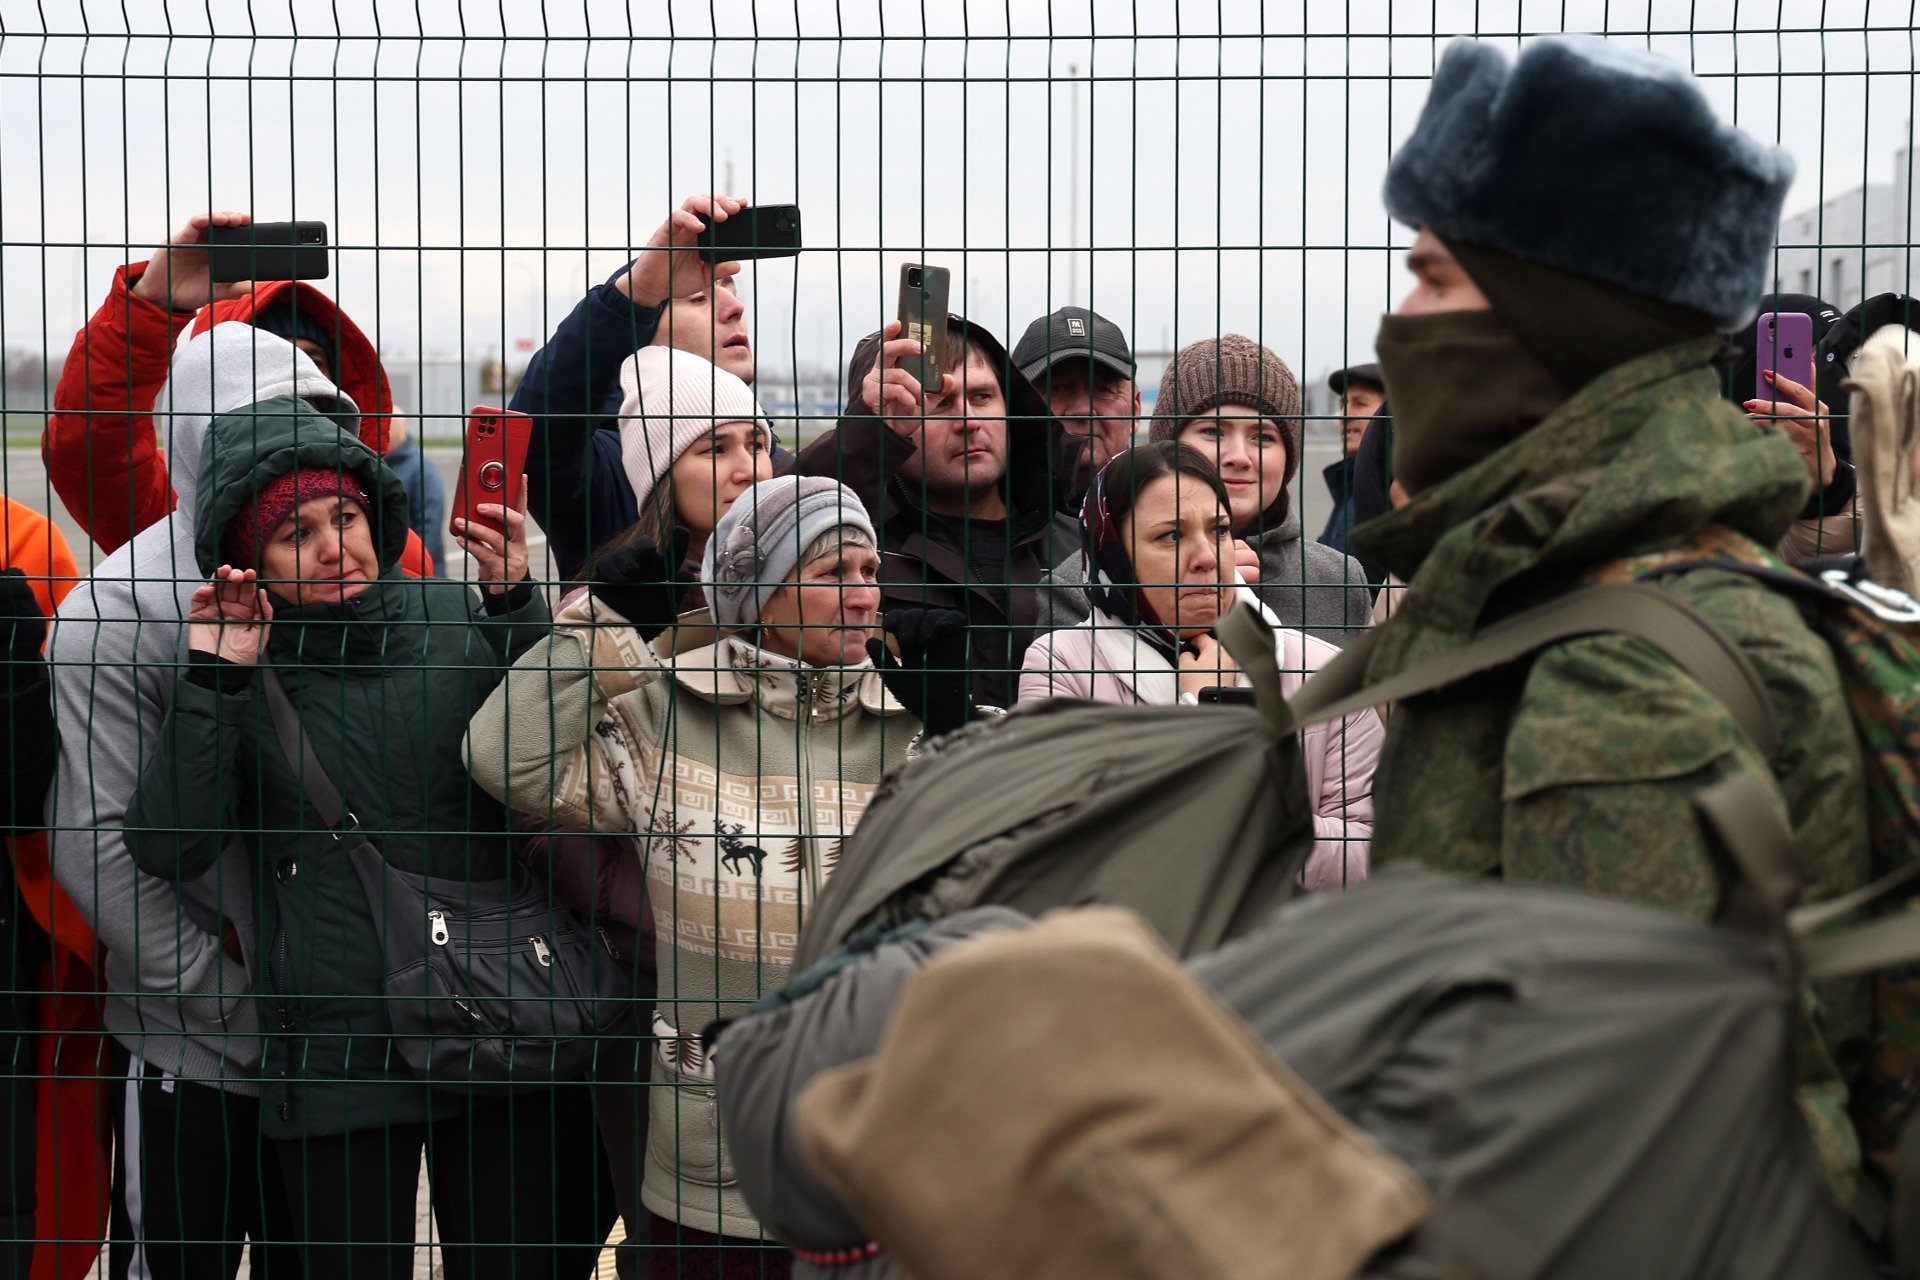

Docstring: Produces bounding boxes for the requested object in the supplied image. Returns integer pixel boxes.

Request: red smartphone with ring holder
[451,406,532,539]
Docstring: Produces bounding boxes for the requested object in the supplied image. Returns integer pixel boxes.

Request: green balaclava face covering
[1376,308,1568,498]
[1378,237,1719,498]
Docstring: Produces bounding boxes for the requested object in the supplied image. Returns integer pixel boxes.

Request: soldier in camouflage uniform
[1354,39,1870,1188]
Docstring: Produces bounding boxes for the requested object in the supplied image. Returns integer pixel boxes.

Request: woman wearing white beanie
[605,343,774,573]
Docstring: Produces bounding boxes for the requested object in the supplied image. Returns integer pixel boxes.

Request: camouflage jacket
[1353,339,1869,1155]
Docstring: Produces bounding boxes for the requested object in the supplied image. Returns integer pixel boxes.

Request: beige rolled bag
[790,908,1430,1280]
[1849,323,1920,595]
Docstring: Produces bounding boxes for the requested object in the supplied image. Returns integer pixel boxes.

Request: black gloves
[868,608,973,738]
[0,571,45,668]
[589,527,694,641]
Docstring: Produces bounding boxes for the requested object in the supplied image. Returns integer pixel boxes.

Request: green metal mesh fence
[0,1,1914,1275]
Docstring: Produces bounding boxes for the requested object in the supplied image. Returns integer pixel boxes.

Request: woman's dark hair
[1094,440,1231,529]
[582,469,678,580]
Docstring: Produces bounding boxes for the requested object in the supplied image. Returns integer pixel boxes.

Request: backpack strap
[1270,583,1781,758]
[1225,581,1793,931]
[1213,603,1292,739]
[1691,770,1807,934]
[261,669,394,919]
[1643,554,1920,624]
[1264,567,1920,977]
[1628,557,1920,968]
[1800,909,1920,980]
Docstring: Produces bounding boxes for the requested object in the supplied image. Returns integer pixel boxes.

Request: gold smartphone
[897,263,952,402]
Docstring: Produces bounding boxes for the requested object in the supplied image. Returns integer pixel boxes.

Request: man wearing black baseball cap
[1327,362,1385,457]
[1320,362,1386,555]
[1012,306,1142,512]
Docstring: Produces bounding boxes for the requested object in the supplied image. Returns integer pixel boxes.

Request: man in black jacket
[797,316,1068,708]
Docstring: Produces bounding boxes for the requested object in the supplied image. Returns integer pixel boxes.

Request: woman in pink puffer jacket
[1020,442,1380,891]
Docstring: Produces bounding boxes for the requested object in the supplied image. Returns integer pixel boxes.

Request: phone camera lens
[907,268,923,287]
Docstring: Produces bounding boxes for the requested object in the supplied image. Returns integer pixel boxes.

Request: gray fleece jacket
[49,323,358,1091]
[1241,503,1373,645]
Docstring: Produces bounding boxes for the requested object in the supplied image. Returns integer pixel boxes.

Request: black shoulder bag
[263,670,633,1093]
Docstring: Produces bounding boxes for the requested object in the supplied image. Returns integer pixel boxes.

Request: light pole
[1068,63,1082,304]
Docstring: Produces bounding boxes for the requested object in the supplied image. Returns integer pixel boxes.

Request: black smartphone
[696,204,802,263]
[897,263,953,399]
[206,221,330,283]
[1195,686,1255,706]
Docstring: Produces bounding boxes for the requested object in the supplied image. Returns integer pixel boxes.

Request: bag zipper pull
[596,926,618,958]
[529,935,553,967]
[428,910,450,946]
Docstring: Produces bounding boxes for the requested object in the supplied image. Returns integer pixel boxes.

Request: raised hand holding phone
[129,211,258,314]
[861,317,962,427]
[454,476,532,596]
[1745,368,1837,487]
[450,407,533,539]
[616,194,746,307]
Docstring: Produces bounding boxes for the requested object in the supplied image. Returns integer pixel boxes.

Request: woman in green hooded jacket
[125,394,599,1279]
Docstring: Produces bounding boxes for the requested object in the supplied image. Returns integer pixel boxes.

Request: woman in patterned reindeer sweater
[466,475,916,1274]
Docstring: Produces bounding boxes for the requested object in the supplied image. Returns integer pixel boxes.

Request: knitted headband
[700,476,878,630]
[224,467,371,567]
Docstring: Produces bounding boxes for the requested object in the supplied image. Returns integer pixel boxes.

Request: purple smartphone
[1755,311,1816,402]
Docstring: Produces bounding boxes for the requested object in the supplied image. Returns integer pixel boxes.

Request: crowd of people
[0,30,1917,1280]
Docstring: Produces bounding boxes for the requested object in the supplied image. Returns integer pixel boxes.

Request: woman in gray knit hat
[468,474,918,1277]
[1151,335,1372,645]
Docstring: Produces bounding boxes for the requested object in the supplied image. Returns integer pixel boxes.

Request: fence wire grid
[0,1,1915,1277]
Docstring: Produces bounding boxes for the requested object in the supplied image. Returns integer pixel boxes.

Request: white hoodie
[48,322,356,1091]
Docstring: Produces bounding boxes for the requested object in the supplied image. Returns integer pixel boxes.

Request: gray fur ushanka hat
[1384,36,1794,329]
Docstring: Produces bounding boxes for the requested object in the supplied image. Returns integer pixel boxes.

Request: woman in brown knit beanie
[1149,335,1371,646]
[1148,334,1301,531]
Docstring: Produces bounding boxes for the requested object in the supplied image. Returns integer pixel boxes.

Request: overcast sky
[3,0,1917,401]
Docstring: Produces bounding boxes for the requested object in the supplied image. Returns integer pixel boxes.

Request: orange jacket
[45,267,431,575]
[0,498,84,959]
[0,500,109,1280]
[0,498,78,621]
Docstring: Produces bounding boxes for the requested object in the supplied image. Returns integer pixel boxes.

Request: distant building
[1773,144,1917,306]
[383,356,489,443]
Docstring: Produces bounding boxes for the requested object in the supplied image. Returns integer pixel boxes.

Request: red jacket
[45,266,430,574]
